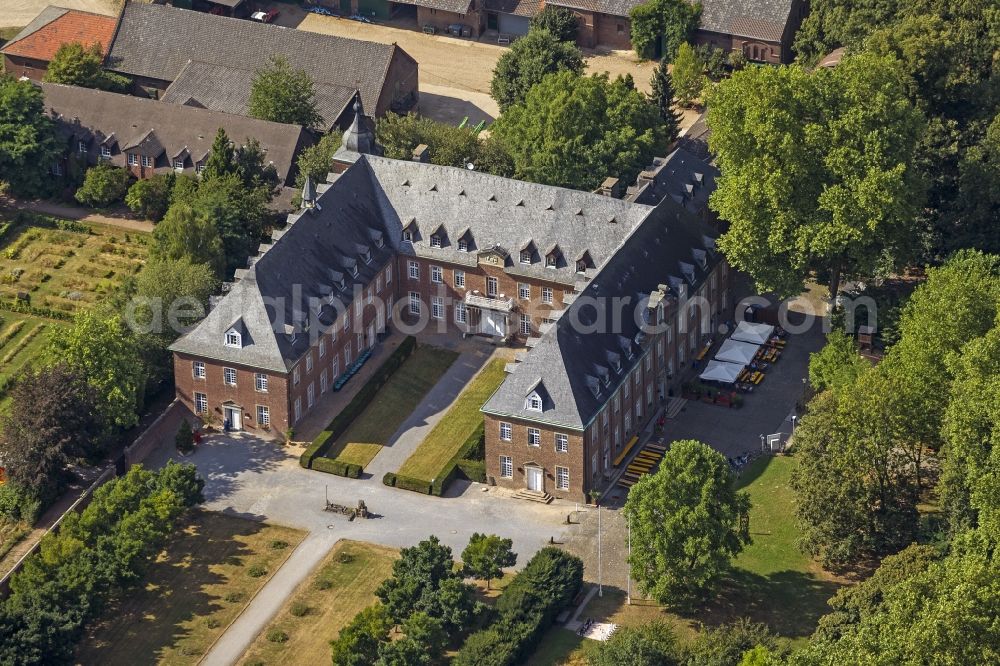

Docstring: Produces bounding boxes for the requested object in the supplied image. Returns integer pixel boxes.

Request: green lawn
[396,358,507,482]
[77,511,305,665]
[319,345,459,469]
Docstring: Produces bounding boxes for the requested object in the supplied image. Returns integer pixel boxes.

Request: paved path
[364,346,491,478]
[202,530,339,666]
[147,433,572,664]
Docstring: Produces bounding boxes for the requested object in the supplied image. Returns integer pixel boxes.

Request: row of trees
[330,534,517,665]
[0,463,204,665]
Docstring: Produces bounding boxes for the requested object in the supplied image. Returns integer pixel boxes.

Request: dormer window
[458,239,468,252]
[225,330,241,348]
[173,159,184,171]
[403,230,413,242]
[127,153,139,167]
[362,249,372,264]
[546,253,557,268]
[526,394,542,411]
[351,264,359,277]
[576,260,587,273]
[603,373,611,387]
[77,140,87,154]
[430,234,442,248]
[100,146,111,159]
[520,250,531,264]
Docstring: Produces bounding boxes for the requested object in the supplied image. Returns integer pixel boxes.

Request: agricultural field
[0,313,61,394]
[0,214,148,315]
[77,511,305,666]
[239,540,398,666]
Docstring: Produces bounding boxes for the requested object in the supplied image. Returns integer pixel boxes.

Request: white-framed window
[305,353,313,373]
[225,330,241,347]
[320,368,328,393]
[195,162,205,174]
[127,153,139,166]
[645,355,652,371]
[403,229,413,242]
[625,413,632,433]
[192,361,205,379]
[51,162,63,176]
[409,291,421,315]
[615,427,621,448]
[614,395,620,412]
[256,405,270,427]
[592,453,599,476]
[635,370,641,386]
[647,385,654,405]
[430,234,442,248]
[541,287,553,304]
[455,302,467,324]
[635,401,642,419]
[408,260,419,280]
[386,264,392,283]
[331,325,338,343]
[528,428,541,446]
[458,238,469,252]
[602,411,609,427]
[194,392,207,414]
[366,287,373,305]
[344,346,352,366]
[100,145,111,159]
[527,394,542,411]
[520,249,531,264]
[520,314,531,336]
[657,339,665,360]
[546,253,557,268]
[293,367,300,385]
[355,298,362,317]
[377,274,383,293]
[223,367,237,386]
[518,283,530,300]
[454,270,465,288]
[141,155,153,168]
[500,422,512,441]
[332,356,340,378]
[307,383,315,408]
[624,382,630,399]
[255,373,268,392]
[356,333,363,352]
[431,265,443,283]
[319,339,326,358]
[555,433,568,453]
[556,466,569,490]
[294,397,302,422]
[77,140,87,154]
[431,296,444,319]
[500,455,513,478]
[173,159,184,171]
[487,277,498,297]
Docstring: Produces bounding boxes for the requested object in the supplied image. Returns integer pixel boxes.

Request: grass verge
[238,540,398,665]
[396,358,506,482]
[76,510,305,665]
[319,345,459,468]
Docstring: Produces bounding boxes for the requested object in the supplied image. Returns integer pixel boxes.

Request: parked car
[250,8,280,22]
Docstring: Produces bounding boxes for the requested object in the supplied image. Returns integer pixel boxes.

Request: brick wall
[594,13,632,50]
[485,414,589,502]
[378,49,420,116]
[416,7,482,37]
[2,55,49,81]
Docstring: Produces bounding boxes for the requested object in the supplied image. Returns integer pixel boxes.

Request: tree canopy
[649,58,683,142]
[670,42,706,107]
[377,114,512,176]
[75,163,131,208]
[589,620,682,665]
[707,52,925,301]
[492,71,668,191]
[151,203,226,277]
[43,41,130,92]
[490,28,584,111]
[529,6,580,42]
[461,533,517,589]
[248,55,324,129]
[628,0,701,61]
[624,439,751,606]
[0,76,62,197]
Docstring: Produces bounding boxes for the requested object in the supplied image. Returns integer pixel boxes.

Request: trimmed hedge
[382,472,397,487]
[431,421,487,496]
[310,457,362,478]
[456,459,486,483]
[454,547,584,666]
[394,474,432,495]
[300,335,418,469]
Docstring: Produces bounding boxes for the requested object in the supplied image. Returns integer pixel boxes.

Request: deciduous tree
[330,604,393,666]
[43,41,130,92]
[589,620,681,665]
[75,163,131,208]
[670,42,705,107]
[125,173,173,221]
[0,76,61,197]
[530,6,580,42]
[461,533,516,589]
[490,29,584,111]
[624,439,750,606]
[807,330,868,392]
[151,203,226,276]
[248,55,323,129]
[706,52,925,301]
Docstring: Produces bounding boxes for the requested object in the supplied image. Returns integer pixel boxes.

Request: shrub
[205,617,221,629]
[301,336,417,469]
[270,539,289,550]
[314,579,333,590]
[310,457,362,478]
[530,6,580,42]
[0,482,40,523]
[74,163,131,208]
[266,628,288,643]
[382,472,397,487]
[248,564,268,578]
[225,591,245,603]
[457,459,487,483]
[175,419,194,454]
[125,174,173,221]
[290,601,310,617]
[629,0,700,61]
[433,421,487,494]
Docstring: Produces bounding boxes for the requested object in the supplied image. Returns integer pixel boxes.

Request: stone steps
[513,489,553,504]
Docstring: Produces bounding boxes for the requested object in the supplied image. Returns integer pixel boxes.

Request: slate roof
[482,0,544,18]
[40,82,306,184]
[406,0,474,13]
[698,0,794,42]
[170,162,396,372]
[482,197,721,430]
[676,112,712,161]
[626,147,719,211]
[545,0,643,18]
[106,2,402,113]
[363,157,652,285]
[161,60,356,133]
[1,6,117,61]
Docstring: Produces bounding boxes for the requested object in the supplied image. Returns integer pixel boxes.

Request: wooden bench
[613,436,640,466]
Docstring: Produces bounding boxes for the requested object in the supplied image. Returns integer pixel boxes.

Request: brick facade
[485,261,729,501]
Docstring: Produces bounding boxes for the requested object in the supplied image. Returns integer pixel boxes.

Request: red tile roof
[2,9,117,62]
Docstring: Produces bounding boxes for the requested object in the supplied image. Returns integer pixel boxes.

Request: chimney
[637,169,656,187]
[412,144,430,163]
[599,177,622,198]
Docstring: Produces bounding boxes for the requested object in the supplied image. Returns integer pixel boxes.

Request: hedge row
[431,421,487,495]
[382,472,432,494]
[310,457,362,478]
[0,298,74,321]
[300,335,417,470]
[453,547,584,665]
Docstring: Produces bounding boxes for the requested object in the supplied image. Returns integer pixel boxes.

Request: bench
[613,436,640,466]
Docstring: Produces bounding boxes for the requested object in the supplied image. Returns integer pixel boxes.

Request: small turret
[300,175,320,212]
[340,90,383,156]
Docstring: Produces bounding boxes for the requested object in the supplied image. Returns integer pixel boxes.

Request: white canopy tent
[731,321,775,345]
[699,360,745,384]
[715,339,762,365]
